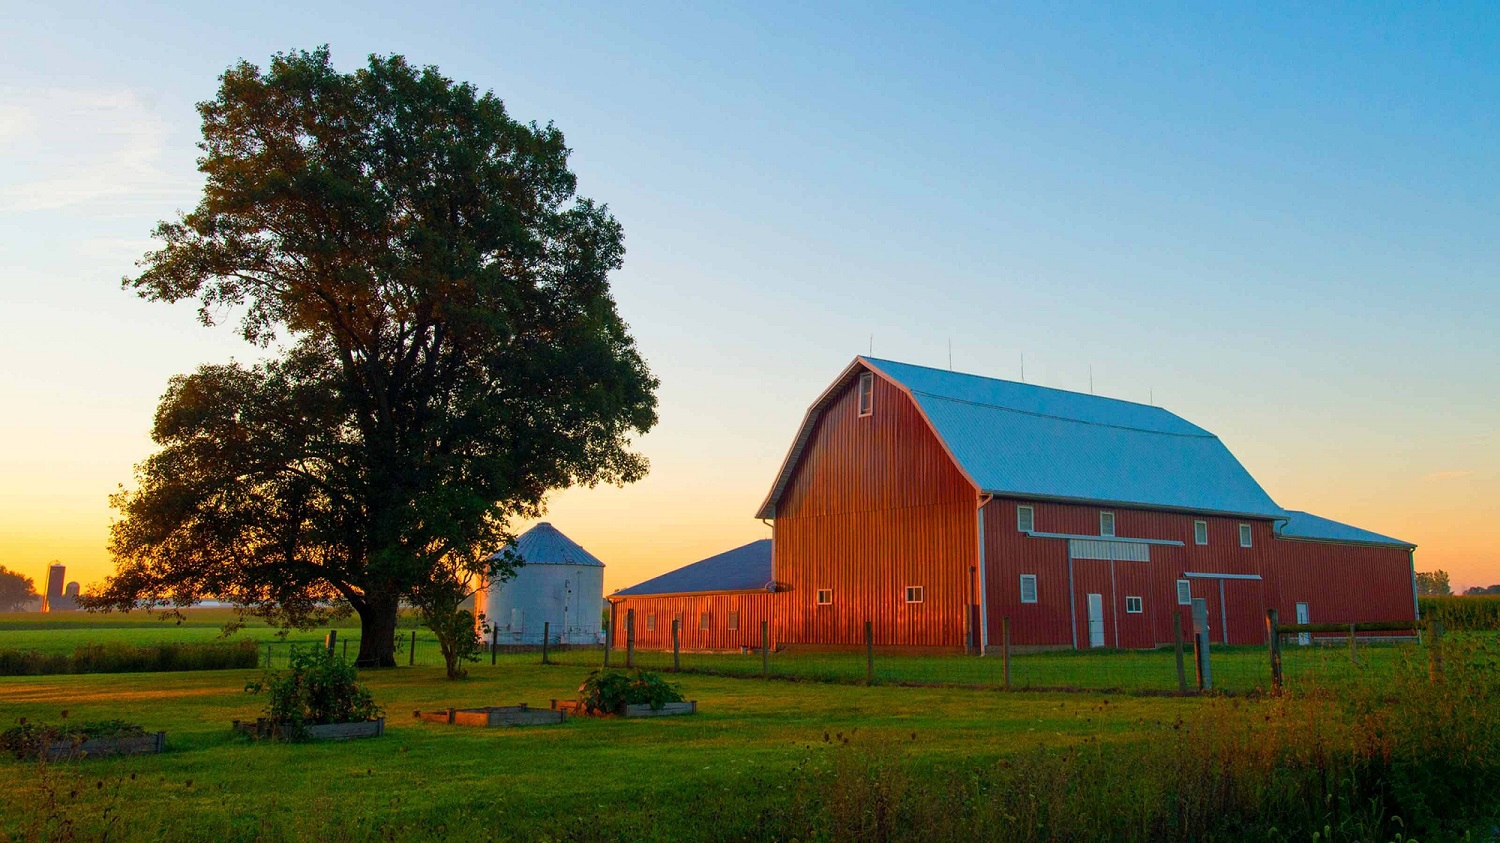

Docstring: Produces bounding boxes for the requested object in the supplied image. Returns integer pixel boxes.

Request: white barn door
[1295,602,1310,646]
[1086,593,1106,648]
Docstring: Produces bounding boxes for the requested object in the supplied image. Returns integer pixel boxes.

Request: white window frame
[1125,596,1143,614]
[857,372,874,417]
[1017,505,1035,533]
[905,586,924,604]
[1239,523,1253,548]
[1194,520,1208,545]
[699,612,711,631]
[1100,511,1116,537]
[1176,579,1192,606]
[816,588,833,606]
[646,613,656,631]
[728,611,739,631]
[1019,574,1038,604]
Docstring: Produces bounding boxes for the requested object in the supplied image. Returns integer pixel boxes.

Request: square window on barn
[1176,579,1192,606]
[1194,520,1208,545]
[1100,511,1116,537]
[1017,505,1035,533]
[905,586,924,603]
[699,612,711,630]
[646,613,656,631]
[1020,574,1038,604]
[1239,523,1253,548]
[1125,596,1143,614]
[728,611,739,630]
[857,372,874,417]
[816,588,833,605]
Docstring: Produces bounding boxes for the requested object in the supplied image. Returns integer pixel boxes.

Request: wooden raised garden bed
[549,699,697,718]
[413,704,565,727]
[232,717,385,740]
[45,731,165,761]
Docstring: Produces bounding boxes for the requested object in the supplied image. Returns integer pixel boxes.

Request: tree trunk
[355,596,401,668]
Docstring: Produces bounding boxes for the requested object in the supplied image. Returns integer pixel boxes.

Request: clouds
[0,88,201,213]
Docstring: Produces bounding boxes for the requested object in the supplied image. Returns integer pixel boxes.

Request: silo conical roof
[486,522,605,567]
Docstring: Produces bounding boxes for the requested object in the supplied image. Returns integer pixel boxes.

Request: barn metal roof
[612,539,773,596]
[487,522,605,567]
[1278,511,1414,548]
[756,357,1287,520]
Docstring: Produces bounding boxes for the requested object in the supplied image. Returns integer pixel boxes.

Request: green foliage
[0,640,260,676]
[577,668,685,714]
[1,719,146,759]
[244,645,381,738]
[1414,569,1452,596]
[0,566,39,612]
[88,46,658,667]
[1421,595,1500,631]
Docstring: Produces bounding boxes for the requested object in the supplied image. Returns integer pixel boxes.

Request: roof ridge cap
[909,389,1214,438]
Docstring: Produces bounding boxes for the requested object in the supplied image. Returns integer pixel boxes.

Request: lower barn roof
[613,540,773,597]
[1278,510,1414,549]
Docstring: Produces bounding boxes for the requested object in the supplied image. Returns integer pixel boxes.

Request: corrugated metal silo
[479,523,605,645]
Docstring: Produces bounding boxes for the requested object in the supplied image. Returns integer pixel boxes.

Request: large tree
[1415,570,1452,597]
[0,566,40,612]
[83,49,658,666]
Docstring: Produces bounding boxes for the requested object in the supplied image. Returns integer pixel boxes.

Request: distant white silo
[478,523,605,645]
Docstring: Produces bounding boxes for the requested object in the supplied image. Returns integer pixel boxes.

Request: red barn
[612,357,1417,652]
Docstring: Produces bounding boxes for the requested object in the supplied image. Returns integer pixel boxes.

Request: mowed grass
[0,661,1197,841]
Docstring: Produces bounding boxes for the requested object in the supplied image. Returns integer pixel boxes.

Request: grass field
[1,611,1494,841]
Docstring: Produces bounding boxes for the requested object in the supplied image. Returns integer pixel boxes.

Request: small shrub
[1,719,147,760]
[577,669,685,715]
[245,645,381,739]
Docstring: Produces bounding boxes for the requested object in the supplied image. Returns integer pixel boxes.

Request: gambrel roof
[756,357,1287,521]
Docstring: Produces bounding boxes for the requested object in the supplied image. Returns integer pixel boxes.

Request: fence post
[491,626,498,666]
[1266,609,1283,695]
[604,604,613,667]
[1348,622,1358,666]
[672,619,681,671]
[325,629,337,655]
[761,620,770,678]
[865,621,874,684]
[626,609,635,669]
[543,621,551,665]
[409,629,416,666]
[1191,599,1212,691]
[1173,611,1188,694]
[1002,616,1012,690]
[1429,617,1444,683]
[342,637,348,661]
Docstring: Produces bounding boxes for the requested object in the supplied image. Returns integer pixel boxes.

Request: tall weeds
[0,640,260,676]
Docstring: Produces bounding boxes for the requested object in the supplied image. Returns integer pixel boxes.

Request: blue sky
[2,2,1496,590]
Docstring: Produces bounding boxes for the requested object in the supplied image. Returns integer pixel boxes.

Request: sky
[1,2,1497,596]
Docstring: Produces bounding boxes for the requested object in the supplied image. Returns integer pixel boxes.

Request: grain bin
[477,523,605,645]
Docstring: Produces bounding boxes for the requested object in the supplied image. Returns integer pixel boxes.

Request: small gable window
[1100,511,1116,537]
[1125,596,1143,614]
[857,372,874,417]
[905,586,924,603]
[1194,520,1208,545]
[1017,505,1035,533]
[816,589,833,606]
[1020,574,1038,604]
[1239,524,1253,548]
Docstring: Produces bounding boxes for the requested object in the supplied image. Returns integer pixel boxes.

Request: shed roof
[486,522,605,568]
[1278,511,1414,549]
[612,540,773,597]
[757,357,1287,520]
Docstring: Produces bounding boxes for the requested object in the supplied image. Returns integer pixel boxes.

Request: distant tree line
[1416,570,1500,597]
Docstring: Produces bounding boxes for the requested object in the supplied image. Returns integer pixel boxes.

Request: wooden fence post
[1266,609,1283,695]
[342,637,348,661]
[1002,616,1012,690]
[625,609,635,669]
[672,619,681,671]
[1173,611,1188,694]
[1429,617,1444,683]
[409,630,417,666]
[542,621,551,665]
[865,621,874,684]
[1348,622,1358,666]
[761,620,770,678]
[604,604,613,667]
[325,629,337,655]
[491,626,498,665]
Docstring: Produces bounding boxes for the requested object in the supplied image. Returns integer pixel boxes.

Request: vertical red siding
[607,593,774,651]
[772,372,977,649]
[1262,540,1416,628]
